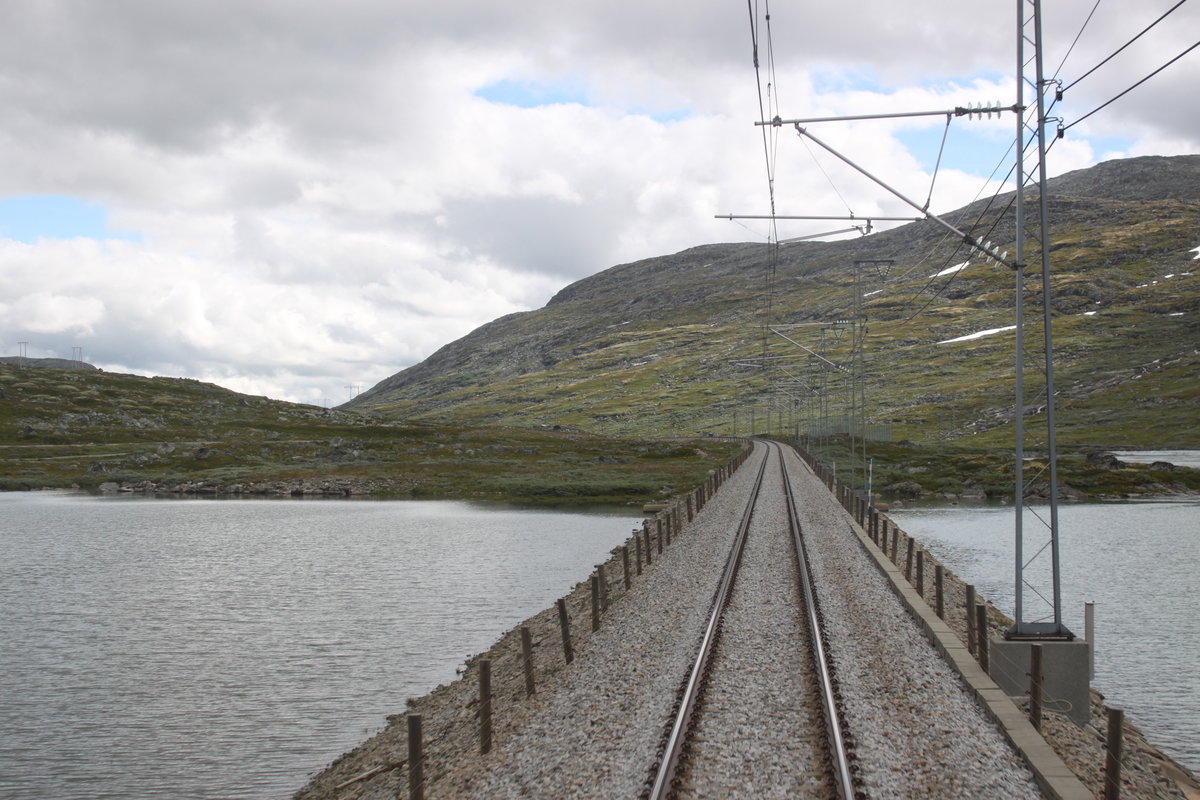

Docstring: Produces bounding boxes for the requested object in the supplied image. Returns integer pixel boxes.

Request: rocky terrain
[345,156,1200,476]
[0,362,739,503]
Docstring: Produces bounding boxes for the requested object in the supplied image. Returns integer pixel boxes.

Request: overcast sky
[2,1,1197,405]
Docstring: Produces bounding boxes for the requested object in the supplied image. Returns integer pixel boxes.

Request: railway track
[646,441,859,800]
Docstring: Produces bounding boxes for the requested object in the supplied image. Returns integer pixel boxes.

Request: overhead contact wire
[1052,0,1103,80]
[1063,0,1190,91]
[1064,40,1200,132]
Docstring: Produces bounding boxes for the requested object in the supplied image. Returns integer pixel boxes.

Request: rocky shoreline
[94,477,390,497]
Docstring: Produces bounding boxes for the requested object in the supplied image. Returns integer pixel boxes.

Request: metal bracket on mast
[759,103,1019,127]
[788,125,1012,269]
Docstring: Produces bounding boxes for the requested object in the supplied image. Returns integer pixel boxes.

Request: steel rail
[647,443,769,800]
[779,445,857,800]
[649,441,858,799]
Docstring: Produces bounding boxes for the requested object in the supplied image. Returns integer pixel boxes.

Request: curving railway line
[646,441,859,799]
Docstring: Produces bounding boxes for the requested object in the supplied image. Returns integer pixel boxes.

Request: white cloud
[1,0,1196,401]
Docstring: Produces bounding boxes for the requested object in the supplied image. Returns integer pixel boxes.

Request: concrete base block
[990,638,1091,726]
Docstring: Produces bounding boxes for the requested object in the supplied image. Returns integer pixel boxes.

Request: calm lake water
[0,492,639,800]
[890,499,1200,774]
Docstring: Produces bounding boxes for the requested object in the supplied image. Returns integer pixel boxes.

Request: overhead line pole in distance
[727,8,1068,640]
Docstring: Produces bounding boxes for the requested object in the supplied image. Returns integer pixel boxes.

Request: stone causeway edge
[839,494,1093,800]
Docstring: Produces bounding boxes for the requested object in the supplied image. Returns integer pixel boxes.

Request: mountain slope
[348,155,1200,449]
[0,363,740,501]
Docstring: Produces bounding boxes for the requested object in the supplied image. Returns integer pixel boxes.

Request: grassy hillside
[5,156,1196,502]
[349,201,1199,450]
[343,156,1200,498]
[0,363,741,504]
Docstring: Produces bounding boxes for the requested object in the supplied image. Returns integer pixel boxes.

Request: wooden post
[556,598,573,664]
[598,564,608,611]
[965,584,977,655]
[643,527,652,565]
[905,536,915,582]
[621,545,632,589]
[975,604,990,673]
[408,714,423,800]
[1029,643,1043,732]
[635,534,643,575]
[590,574,601,632]
[520,626,535,697]
[1105,707,1123,800]
[890,527,899,563]
[916,548,924,597]
[686,493,694,522]
[935,564,945,619]
[663,515,671,547]
[479,659,492,755]
[656,523,663,555]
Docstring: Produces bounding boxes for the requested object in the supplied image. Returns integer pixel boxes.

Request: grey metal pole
[1013,0,1028,633]
[792,126,1010,266]
[1034,0,1067,634]
[1086,601,1096,680]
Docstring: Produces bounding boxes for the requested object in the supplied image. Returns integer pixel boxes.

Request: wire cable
[1063,39,1199,132]
[1063,0,1190,91]
[1052,0,1103,80]
[798,135,855,216]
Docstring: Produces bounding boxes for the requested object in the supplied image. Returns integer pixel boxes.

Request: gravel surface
[780,446,1044,799]
[295,445,764,799]
[677,455,829,799]
[295,440,1198,800]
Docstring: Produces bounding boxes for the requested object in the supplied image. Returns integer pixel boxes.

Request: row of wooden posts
[396,444,754,800]
[803,453,1015,684]
[802,445,1129,800]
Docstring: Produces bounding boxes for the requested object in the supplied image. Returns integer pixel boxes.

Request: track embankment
[294,440,1192,800]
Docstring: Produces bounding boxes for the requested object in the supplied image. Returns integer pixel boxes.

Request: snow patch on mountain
[937,325,1017,344]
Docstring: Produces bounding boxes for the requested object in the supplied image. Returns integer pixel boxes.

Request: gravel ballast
[295,440,1197,800]
[675,458,829,798]
[779,445,1043,798]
